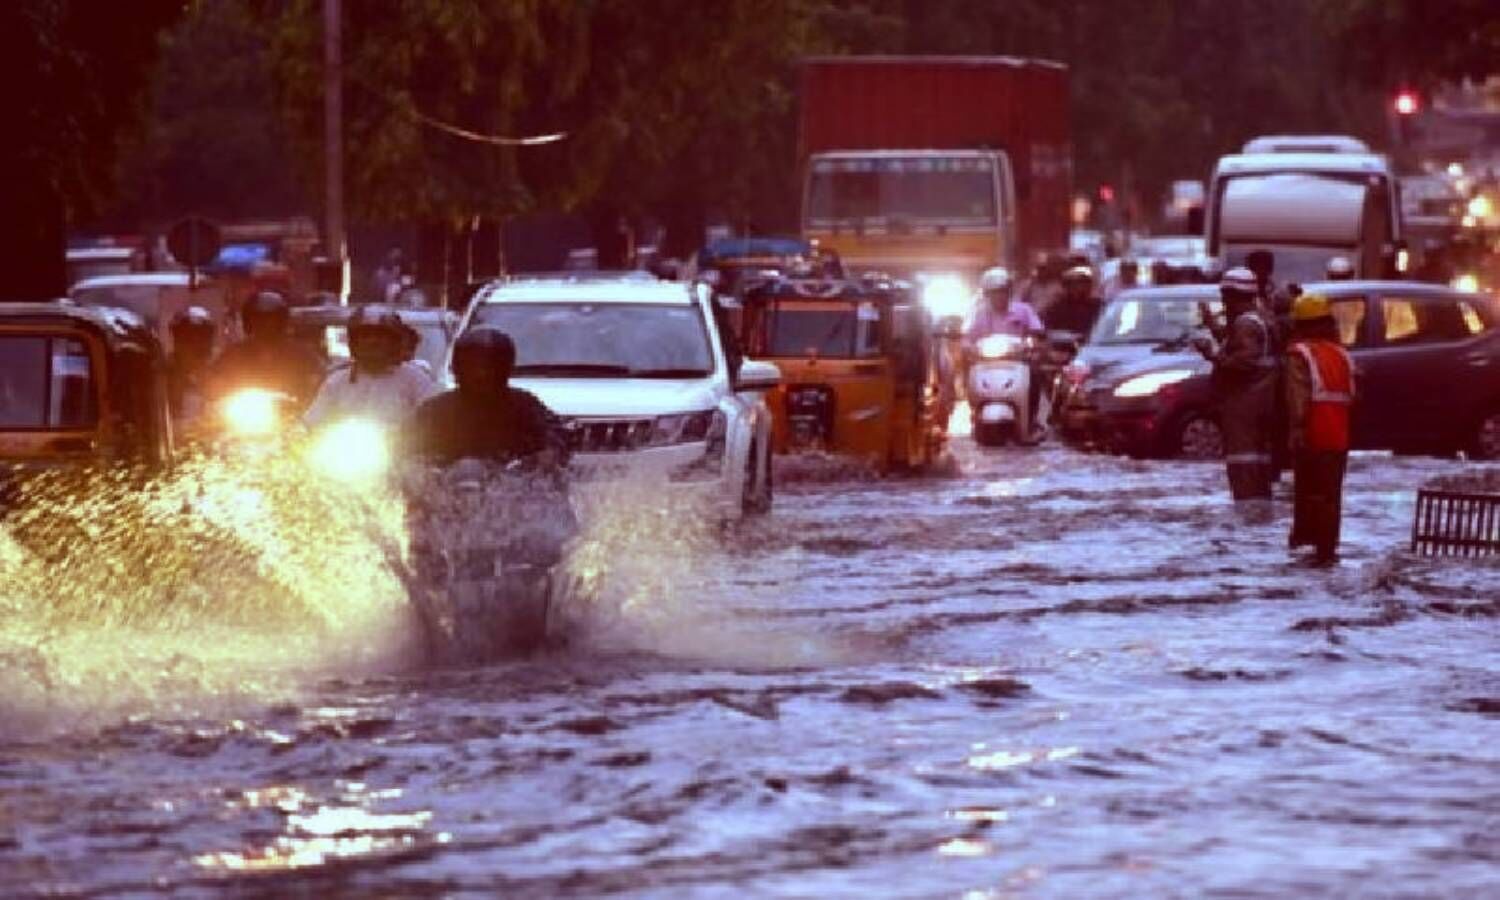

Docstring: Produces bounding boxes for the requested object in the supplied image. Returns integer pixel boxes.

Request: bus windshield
[806,156,998,228]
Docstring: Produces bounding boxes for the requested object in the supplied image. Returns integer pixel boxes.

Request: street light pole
[324,0,346,296]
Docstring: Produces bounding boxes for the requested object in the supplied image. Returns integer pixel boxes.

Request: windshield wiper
[513,363,633,376]
[628,367,712,378]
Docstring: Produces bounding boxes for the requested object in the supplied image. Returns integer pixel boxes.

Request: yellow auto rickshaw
[741,276,946,471]
[0,303,174,470]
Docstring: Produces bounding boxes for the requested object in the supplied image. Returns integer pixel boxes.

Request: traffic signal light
[1097,184,1116,203]
[1394,90,1419,116]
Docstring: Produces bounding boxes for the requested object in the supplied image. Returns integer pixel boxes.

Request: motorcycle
[397,459,578,662]
[967,331,1080,447]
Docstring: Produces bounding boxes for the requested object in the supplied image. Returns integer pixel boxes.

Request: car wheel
[974,422,1010,447]
[1174,413,1224,461]
[742,442,772,515]
[1470,410,1500,460]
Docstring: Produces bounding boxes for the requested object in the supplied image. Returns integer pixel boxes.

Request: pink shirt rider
[966,299,1044,342]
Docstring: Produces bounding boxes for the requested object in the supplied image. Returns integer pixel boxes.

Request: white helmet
[1220,267,1258,295]
[979,266,1013,292]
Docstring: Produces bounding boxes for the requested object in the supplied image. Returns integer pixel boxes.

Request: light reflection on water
[0,446,1496,896]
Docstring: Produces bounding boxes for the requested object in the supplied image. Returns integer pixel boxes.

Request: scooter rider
[206,291,326,409]
[1044,265,1103,335]
[403,326,569,468]
[1194,268,1278,502]
[966,266,1044,341]
[966,266,1046,433]
[304,305,439,428]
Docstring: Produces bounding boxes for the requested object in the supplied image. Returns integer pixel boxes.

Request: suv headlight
[649,410,717,447]
[1113,369,1194,398]
[670,410,729,480]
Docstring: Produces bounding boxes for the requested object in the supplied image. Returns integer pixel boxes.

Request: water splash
[0,453,414,734]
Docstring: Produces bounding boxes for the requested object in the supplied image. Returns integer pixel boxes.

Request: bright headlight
[977,333,1024,359]
[1113,369,1194,398]
[309,418,390,482]
[921,274,970,319]
[1453,273,1480,293]
[221,389,282,437]
[1468,195,1493,219]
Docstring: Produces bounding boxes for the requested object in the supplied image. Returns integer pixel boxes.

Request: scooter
[967,331,1079,447]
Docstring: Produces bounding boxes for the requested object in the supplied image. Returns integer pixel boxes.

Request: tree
[0,0,183,300]
[100,0,310,230]
[1327,0,1500,90]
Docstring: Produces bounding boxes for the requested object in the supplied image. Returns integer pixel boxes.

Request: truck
[798,56,1071,312]
[1205,151,1406,283]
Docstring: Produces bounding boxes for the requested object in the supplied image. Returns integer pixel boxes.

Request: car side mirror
[735,359,781,392]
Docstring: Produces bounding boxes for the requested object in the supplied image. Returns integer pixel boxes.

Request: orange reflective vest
[1289,338,1354,451]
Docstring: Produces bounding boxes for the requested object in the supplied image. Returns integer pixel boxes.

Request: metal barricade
[1411,489,1500,557]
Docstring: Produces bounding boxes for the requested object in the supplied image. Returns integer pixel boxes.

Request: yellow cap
[1292,293,1332,322]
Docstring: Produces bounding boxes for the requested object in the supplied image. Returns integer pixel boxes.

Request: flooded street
[2,441,1498,897]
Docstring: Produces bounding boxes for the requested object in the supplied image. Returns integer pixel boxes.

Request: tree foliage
[1,0,183,298]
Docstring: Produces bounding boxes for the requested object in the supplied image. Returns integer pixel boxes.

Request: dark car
[1087,281,1500,459]
[1055,285,1220,453]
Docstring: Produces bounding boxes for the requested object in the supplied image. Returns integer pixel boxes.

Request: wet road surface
[2,441,1497,897]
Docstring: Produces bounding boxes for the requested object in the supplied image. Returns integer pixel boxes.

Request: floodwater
[1,441,1497,897]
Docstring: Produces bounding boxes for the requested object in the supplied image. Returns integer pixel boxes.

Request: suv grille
[564,418,656,452]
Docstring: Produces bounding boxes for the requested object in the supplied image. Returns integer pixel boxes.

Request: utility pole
[324,0,346,295]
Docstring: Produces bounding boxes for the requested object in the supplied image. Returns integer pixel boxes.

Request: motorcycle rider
[206,291,326,409]
[166,306,216,424]
[403,326,569,467]
[1044,265,1103,335]
[1324,256,1355,281]
[1194,268,1278,502]
[304,305,439,428]
[967,266,1044,341]
[966,266,1047,438]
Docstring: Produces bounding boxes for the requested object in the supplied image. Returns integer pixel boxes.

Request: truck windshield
[1222,246,1343,284]
[0,335,97,429]
[755,301,883,358]
[473,303,715,378]
[806,156,998,227]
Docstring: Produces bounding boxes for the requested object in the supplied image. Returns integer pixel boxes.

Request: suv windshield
[1091,295,1220,345]
[473,303,715,377]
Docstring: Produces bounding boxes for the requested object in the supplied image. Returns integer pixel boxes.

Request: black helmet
[451,326,516,392]
[348,305,405,370]
[170,305,214,336]
[242,291,290,340]
[170,306,215,354]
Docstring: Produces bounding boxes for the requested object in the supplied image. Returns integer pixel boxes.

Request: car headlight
[221,388,284,437]
[1453,272,1481,293]
[920,274,970,320]
[670,410,728,481]
[650,410,717,446]
[309,418,391,482]
[1113,369,1194,398]
[977,333,1024,359]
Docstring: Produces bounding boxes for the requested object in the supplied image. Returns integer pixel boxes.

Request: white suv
[452,274,780,518]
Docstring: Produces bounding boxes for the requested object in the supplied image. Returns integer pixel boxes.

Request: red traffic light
[1394,90,1419,116]
[1097,184,1116,203]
